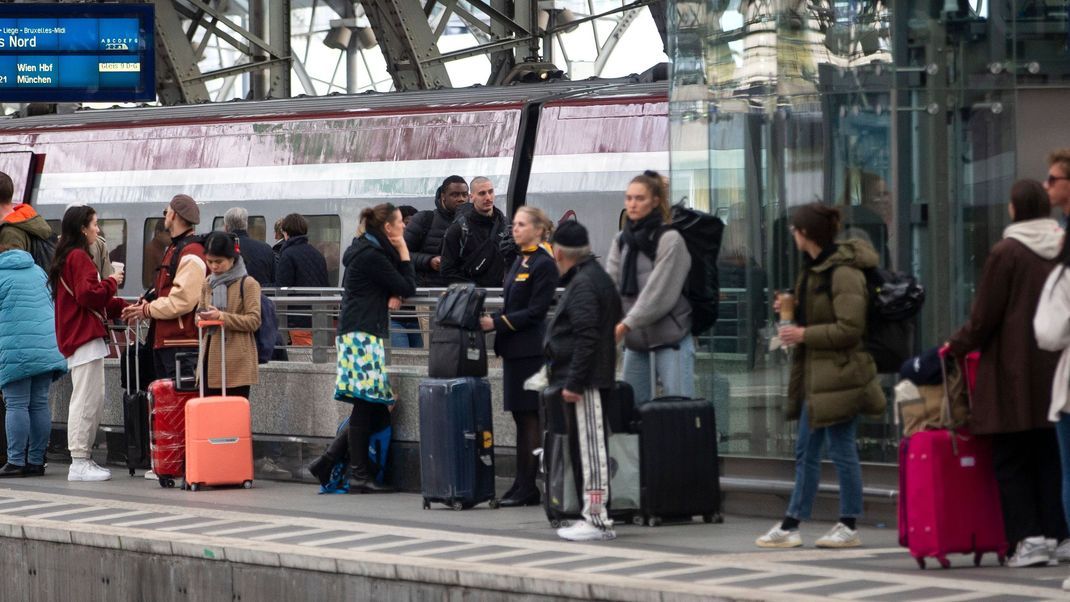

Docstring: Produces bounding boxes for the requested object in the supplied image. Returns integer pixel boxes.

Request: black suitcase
[634,396,722,526]
[418,377,498,510]
[121,325,151,475]
[540,384,640,527]
[427,321,488,378]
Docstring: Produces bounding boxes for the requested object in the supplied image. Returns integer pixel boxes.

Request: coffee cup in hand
[111,261,124,275]
[778,292,796,324]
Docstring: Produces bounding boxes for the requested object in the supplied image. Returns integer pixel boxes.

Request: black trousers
[153,347,197,382]
[348,401,390,478]
[992,428,1069,551]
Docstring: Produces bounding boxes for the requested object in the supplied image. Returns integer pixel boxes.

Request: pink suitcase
[184,320,254,492]
[898,429,1007,568]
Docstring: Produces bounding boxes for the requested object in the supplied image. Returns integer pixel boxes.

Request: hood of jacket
[1003,218,1064,260]
[342,236,375,266]
[811,238,880,273]
[0,249,34,271]
[2,205,52,240]
[436,197,461,220]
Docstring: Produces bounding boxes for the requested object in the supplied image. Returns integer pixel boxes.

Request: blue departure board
[0,4,154,102]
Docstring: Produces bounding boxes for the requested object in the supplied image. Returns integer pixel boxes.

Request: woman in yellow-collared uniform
[480,207,557,507]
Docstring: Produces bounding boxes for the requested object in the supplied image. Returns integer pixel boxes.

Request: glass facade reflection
[670,1,1070,462]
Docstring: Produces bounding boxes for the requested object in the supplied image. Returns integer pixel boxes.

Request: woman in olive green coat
[756,203,886,551]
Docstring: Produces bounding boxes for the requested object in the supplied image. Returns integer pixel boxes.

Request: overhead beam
[363,0,452,90]
[154,0,210,104]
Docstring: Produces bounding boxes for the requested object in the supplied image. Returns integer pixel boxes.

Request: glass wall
[670,1,1070,462]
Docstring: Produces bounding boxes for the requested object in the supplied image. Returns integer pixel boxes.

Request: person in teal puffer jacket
[0,245,67,477]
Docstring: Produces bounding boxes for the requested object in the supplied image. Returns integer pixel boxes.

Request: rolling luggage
[418,377,498,510]
[428,284,488,378]
[184,320,254,492]
[540,383,640,528]
[634,396,722,526]
[148,351,198,488]
[121,323,151,475]
[898,348,1007,568]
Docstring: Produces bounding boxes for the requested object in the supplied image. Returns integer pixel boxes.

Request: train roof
[0,80,668,131]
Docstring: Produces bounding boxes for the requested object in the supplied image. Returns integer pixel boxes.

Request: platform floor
[0,469,1064,601]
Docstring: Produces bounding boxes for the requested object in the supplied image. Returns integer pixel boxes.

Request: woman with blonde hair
[480,206,557,507]
[607,170,694,404]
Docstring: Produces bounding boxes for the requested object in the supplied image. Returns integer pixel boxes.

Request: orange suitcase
[184,320,254,492]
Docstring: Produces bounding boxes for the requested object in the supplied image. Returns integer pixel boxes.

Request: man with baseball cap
[543,220,622,541]
[122,194,207,381]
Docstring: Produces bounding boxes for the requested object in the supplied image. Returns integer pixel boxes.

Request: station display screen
[0,4,154,102]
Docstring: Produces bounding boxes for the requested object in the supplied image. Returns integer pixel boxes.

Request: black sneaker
[308,455,334,487]
[24,463,44,477]
[0,463,26,478]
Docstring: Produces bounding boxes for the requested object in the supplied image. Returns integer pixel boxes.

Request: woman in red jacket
[48,205,126,482]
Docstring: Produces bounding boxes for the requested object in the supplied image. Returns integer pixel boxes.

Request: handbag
[433,283,486,331]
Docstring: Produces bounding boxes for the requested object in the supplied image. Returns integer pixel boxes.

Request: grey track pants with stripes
[574,388,612,530]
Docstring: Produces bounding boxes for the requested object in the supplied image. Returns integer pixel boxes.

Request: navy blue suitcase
[418,377,499,510]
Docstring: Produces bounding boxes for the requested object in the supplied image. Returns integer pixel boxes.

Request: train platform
[0,468,1064,601]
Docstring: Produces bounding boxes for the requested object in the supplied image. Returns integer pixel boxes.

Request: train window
[306,215,341,286]
[142,218,172,289]
[99,219,127,274]
[211,215,267,241]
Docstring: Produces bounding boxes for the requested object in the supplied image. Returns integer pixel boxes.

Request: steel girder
[362,0,453,91]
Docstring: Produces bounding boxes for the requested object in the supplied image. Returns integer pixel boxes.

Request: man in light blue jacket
[0,245,68,477]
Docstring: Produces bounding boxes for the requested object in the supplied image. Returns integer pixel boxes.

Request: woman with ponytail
[50,205,127,482]
[606,170,695,404]
[314,203,415,494]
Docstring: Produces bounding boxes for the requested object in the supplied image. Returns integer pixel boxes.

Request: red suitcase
[148,352,198,489]
[184,320,254,492]
[898,349,1007,569]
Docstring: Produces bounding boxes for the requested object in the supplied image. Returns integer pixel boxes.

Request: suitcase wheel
[632,515,645,527]
[915,557,926,570]
[702,514,714,524]
[189,483,201,492]
[242,480,253,489]
[646,516,662,528]
[550,519,563,529]
[937,556,950,569]
[973,552,983,567]
[450,501,464,511]
[129,468,135,477]
[422,498,431,510]
[997,553,1006,566]
[488,498,500,509]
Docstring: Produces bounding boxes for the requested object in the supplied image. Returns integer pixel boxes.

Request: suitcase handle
[197,319,227,397]
[124,320,141,394]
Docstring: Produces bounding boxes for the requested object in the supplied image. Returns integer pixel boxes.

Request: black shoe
[0,463,26,478]
[347,476,396,494]
[499,491,540,508]
[23,463,44,477]
[308,455,334,487]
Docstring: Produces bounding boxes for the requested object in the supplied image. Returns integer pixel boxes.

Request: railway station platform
[0,469,1064,601]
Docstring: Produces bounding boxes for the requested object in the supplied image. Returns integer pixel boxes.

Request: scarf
[208,256,248,309]
[366,229,402,267]
[619,212,665,297]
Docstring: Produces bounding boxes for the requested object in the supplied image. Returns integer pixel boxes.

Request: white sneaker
[756,524,803,548]
[144,469,157,480]
[555,520,616,542]
[1062,574,1070,591]
[89,460,111,477]
[1055,539,1070,563]
[815,523,861,548]
[68,459,111,482]
[1047,539,1060,567]
[1007,536,1052,568]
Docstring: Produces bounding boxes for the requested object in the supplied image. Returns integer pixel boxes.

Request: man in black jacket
[224,207,275,286]
[404,175,468,287]
[544,221,622,542]
[440,176,515,287]
[277,213,329,348]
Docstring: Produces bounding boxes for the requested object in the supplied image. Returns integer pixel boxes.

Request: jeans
[389,317,423,349]
[1,372,52,466]
[621,335,695,404]
[1058,413,1070,536]
[785,404,863,520]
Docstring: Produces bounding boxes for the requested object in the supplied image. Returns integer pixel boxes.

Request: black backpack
[669,203,725,336]
[27,233,56,273]
[830,265,926,373]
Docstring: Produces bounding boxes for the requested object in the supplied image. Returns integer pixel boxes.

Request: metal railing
[116,286,758,365]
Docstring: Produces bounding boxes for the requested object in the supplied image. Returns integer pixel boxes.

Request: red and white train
[0,81,668,291]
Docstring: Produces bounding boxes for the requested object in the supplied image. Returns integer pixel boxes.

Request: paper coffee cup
[778,293,796,323]
[111,261,124,274]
